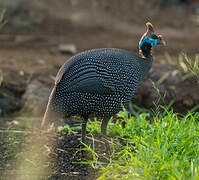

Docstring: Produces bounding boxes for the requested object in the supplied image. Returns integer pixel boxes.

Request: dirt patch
[50,133,98,180]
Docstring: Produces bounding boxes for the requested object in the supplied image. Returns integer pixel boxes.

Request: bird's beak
[157,35,166,46]
[158,39,166,46]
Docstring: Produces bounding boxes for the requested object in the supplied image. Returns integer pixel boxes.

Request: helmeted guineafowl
[42,22,165,142]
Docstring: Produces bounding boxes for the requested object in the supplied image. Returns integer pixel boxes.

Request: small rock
[58,44,77,55]
[19,70,24,76]
[37,59,45,65]
[22,81,51,115]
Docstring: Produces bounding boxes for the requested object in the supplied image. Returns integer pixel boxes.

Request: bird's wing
[54,49,140,95]
[55,64,119,95]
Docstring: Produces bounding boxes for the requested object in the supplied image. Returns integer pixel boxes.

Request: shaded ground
[0,1,199,179]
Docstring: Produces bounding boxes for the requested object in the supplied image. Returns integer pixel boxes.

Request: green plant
[179,54,199,82]
[85,106,199,180]
[87,118,101,134]
[150,80,174,118]
[163,53,199,82]
[57,124,81,135]
[74,141,104,169]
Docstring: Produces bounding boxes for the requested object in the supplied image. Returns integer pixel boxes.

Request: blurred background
[0,0,199,115]
[0,0,199,179]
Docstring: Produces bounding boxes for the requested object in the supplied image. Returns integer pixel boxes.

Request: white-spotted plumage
[47,48,153,118]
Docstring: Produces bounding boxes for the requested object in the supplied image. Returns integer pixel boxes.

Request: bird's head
[139,22,166,58]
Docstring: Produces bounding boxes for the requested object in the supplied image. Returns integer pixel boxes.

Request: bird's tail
[41,86,57,130]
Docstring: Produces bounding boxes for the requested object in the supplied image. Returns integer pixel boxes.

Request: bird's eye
[151,34,158,39]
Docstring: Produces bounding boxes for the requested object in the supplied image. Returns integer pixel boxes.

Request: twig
[0,130,33,134]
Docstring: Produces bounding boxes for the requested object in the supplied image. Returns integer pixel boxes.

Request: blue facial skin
[139,36,158,48]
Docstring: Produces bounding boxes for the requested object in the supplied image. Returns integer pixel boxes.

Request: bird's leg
[101,118,110,136]
[81,117,88,143]
[101,117,113,154]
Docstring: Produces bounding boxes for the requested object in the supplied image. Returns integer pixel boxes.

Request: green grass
[85,107,199,180]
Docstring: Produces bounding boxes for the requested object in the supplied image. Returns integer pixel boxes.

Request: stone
[58,44,77,55]
[22,81,51,115]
